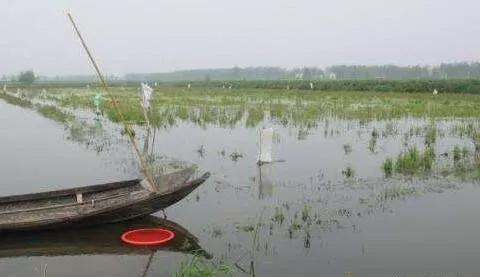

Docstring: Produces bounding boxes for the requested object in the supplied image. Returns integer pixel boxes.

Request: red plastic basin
[121,228,175,246]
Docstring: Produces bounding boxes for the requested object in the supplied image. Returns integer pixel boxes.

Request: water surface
[1,99,480,276]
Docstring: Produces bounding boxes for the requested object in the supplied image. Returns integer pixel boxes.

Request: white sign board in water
[257,164,273,199]
[258,127,273,163]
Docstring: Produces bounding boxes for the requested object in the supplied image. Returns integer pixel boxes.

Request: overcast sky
[1,0,479,76]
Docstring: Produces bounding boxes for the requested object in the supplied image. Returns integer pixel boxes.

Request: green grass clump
[452,145,472,176]
[237,224,255,232]
[377,185,417,202]
[383,121,398,137]
[104,100,146,124]
[272,207,285,224]
[66,120,99,143]
[422,147,435,171]
[395,146,431,174]
[288,221,303,238]
[424,123,437,147]
[453,145,462,163]
[342,166,355,178]
[174,255,234,277]
[229,151,243,162]
[36,105,74,124]
[0,92,33,108]
[343,144,352,155]
[383,158,394,177]
[301,204,311,222]
[387,146,435,175]
[462,147,469,159]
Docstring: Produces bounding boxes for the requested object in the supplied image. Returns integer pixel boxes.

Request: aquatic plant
[462,146,469,159]
[0,92,33,108]
[402,132,410,147]
[376,185,417,203]
[342,166,355,178]
[229,152,243,162]
[337,208,352,217]
[36,105,73,124]
[272,207,285,225]
[424,122,437,147]
[237,224,255,233]
[246,108,264,127]
[197,145,205,158]
[297,128,310,140]
[303,229,311,248]
[453,145,462,163]
[451,145,472,176]
[368,128,379,152]
[343,144,352,155]
[120,125,136,137]
[18,85,480,129]
[66,120,102,145]
[473,131,480,153]
[288,221,302,238]
[422,147,435,171]
[301,204,311,222]
[383,121,398,137]
[383,158,394,177]
[394,146,435,174]
[174,254,234,277]
[211,228,222,238]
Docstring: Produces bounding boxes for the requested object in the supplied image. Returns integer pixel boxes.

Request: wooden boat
[0,215,210,258]
[0,167,209,231]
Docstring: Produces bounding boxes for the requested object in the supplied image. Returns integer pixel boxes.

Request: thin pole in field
[141,103,151,129]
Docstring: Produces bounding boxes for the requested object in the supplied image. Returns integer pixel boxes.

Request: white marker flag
[140,83,153,109]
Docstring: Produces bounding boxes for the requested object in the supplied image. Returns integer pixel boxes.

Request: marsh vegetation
[2,83,480,276]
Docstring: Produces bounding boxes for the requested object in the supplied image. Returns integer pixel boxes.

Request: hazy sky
[1,0,479,76]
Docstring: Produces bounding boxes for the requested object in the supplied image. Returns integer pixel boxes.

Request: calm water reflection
[1,99,480,276]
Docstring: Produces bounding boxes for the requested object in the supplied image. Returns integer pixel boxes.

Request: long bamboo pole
[67,12,158,192]
[140,102,151,129]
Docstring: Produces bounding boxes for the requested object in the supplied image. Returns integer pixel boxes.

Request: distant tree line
[1,70,36,84]
[18,70,36,84]
[327,63,480,80]
[124,62,480,81]
[164,79,480,94]
[5,62,480,84]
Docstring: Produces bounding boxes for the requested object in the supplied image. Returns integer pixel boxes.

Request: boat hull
[0,170,209,231]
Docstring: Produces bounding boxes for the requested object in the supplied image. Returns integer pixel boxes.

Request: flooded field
[1,87,480,276]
